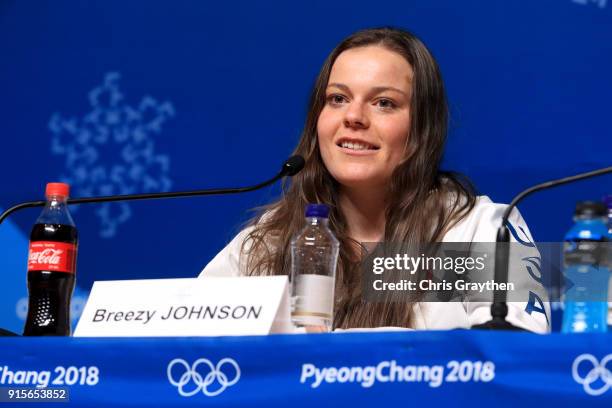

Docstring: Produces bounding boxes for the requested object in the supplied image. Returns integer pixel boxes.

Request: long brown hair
[242,27,476,329]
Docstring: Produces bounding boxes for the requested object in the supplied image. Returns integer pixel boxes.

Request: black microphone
[0,155,305,225]
[282,155,306,176]
[472,165,612,330]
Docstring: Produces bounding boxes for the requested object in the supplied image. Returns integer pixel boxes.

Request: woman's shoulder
[443,195,534,243]
[198,209,278,278]
[198,224,255,278]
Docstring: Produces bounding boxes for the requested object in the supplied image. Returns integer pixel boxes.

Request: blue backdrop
[0,0,610,333]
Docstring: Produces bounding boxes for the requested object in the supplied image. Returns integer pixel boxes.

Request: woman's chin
[333,174,387,191]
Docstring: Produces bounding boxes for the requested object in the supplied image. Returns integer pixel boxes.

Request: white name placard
[74,276,292,337]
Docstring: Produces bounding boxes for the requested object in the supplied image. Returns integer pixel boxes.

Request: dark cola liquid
[23,224,77,336]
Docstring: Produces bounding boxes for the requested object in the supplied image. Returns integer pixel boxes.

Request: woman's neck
[338,186,386,243]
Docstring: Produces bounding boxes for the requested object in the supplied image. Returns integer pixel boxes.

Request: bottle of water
[290,204,339,332]
[561,201,609,333]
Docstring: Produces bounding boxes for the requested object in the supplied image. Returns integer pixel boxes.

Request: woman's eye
[327,94,347,105]
[376,98,396,110]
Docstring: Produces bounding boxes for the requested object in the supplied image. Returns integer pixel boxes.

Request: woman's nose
[343,101,369,129]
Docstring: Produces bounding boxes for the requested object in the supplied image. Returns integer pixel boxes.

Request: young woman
[200,27,549,333]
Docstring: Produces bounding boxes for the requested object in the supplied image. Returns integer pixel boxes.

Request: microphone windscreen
[282,155,305,176]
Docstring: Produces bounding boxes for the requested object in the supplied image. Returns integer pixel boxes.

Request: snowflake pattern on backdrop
[49,72,175,238]
[572,0,607,8]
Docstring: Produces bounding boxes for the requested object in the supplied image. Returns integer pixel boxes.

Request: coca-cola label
[28,241,77,274]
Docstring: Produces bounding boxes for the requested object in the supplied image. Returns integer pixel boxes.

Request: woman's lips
[337,144,379,156]
[336,138,380,151]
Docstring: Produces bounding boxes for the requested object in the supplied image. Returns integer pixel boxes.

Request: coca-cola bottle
[23,182,78,336]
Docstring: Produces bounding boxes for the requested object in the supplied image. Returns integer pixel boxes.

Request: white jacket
[200,196,550,333]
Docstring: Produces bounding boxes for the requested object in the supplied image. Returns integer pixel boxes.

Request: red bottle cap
[45,182,70,199]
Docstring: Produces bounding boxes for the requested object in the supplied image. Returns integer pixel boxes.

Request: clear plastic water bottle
[290,204,339,332]
[561,201,609,333]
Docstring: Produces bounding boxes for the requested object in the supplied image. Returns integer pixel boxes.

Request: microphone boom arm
[0,155,305,226]
[502,166,612,224]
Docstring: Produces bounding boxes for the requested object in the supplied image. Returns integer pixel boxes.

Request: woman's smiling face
[317,45,413,190]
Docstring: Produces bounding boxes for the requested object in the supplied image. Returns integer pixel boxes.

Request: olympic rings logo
[572,354,612,396]
[167,358,241,397]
